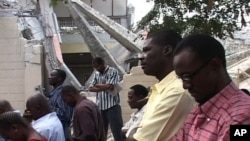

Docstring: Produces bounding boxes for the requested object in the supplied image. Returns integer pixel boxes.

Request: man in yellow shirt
[127,30,196,141]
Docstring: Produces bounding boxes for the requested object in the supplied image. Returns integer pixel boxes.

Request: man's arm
[54,94,73,126]
[129,91,194,141]
[89,84,114,92]
[219,114,250,141]
[126,128,138,141]
[89,68,118,92]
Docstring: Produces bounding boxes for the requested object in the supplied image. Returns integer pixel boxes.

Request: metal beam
[70,0,143,52]
[66,3,126,75]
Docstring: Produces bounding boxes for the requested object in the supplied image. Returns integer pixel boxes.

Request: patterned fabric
[48,85,73,128]
[122,105,146,138]
[133,71,196,141]
[171,82,250,141]
[89,66,120,110]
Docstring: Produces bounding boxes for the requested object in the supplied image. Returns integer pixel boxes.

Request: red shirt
[171,82,250,141]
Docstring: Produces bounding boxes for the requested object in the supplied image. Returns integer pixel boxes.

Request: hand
[108,85,114,91]
[23,109,33,123]
[121,129,128,139]
[127,127,139,141]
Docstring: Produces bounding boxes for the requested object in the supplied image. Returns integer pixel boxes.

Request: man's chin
[143,70,154,76]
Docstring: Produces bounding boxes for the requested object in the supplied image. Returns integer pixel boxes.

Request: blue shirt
[90,66,120,110]
[0,136,6,141]
[49,85,73,128]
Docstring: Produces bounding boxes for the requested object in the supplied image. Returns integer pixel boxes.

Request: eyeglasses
[178,60,211,81]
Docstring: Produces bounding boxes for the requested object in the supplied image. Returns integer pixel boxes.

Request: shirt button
[207,118,210,121]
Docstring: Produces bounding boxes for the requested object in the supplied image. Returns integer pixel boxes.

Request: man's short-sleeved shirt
[122,105,146,138]
[133,71,196,141]
[32,112,65,141]
[171,82,250,141]
[89,66,120,110]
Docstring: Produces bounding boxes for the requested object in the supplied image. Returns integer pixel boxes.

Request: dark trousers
[101,105,124,141]
[63,125,72,141]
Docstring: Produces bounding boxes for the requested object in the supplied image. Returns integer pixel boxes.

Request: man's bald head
[26,94,51,120]
[0,99,14,114]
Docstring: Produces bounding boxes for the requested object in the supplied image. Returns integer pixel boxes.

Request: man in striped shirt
[89,57,123,141]
[171,34,250,141]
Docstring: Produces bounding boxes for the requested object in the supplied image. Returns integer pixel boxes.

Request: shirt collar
[97,65,109,75]
[198,81,236,118]
[51,85,63,93]
[131,105,146,117]
[76,96,87,107]
[33,112,57,124]
[103,65,110,74]
[152,71,178,94]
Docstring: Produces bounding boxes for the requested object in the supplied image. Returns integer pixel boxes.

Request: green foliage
[137,0,250,39]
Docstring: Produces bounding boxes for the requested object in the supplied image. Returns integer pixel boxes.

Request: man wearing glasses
[171,34,250,141]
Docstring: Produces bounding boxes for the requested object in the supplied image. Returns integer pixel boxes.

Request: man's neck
[53,83,63,88]
[100,65,107,74]
[137,103,147,111]
[157,69,173,81]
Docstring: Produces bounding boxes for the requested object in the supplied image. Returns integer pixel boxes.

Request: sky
[127,0,154,23]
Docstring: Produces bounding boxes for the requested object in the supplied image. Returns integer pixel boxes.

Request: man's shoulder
[106,66,118,72]
[227,91,250,115]
[34,113,63,128]
[157,78,195,107]
[49,86,63,96]
[76,99,97,111]
[161,78,186,96]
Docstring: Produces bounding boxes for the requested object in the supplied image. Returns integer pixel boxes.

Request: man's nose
[127,99,130,103]
[138,52,146,60]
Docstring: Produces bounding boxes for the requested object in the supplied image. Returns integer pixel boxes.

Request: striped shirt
[90,66,120,110]
[171,82,250,141]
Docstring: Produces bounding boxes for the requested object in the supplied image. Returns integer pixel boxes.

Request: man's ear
[34,105,41,111]
[138,95,144,99]
[163,45,173,56]
[10,124,19,132]
[210,58,222,71]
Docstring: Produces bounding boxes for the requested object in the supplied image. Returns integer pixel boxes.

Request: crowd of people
[0,30,250,141]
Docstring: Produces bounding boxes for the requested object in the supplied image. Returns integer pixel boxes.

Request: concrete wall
[0,17,26,111]
[0,16,42,113]
[119,66,157,122]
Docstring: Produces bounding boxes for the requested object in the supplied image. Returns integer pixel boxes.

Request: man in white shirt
[121,84,148,139]
[26,94,65,141]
